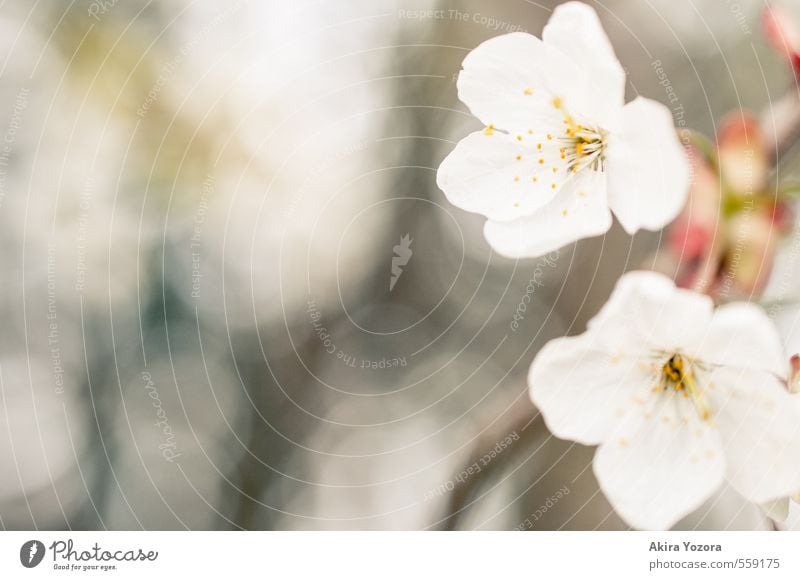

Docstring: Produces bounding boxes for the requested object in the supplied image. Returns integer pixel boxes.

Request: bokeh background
[1,0,800,530]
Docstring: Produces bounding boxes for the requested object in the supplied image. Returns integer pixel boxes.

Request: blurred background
[1,0,799,531]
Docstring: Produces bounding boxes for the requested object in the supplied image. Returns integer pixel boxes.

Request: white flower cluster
[437,2,800,530]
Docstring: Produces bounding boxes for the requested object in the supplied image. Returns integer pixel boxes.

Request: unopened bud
[763,4,800,73]
[789,354,800,393]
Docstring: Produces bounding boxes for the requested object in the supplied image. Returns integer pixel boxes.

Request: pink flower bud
[763,4,800,73]
[721,211,778,297]
[717,113,768,194]
[789,354,800,393]
[667,147,720,261]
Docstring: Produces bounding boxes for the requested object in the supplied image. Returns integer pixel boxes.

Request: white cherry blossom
[437,2,689,258]
[529,271,800,530]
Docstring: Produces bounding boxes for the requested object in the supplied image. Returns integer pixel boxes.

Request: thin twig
[438,402,540,531]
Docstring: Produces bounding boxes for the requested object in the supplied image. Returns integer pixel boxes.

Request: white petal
[707,367,800,503]
[542,2,626,125]
[457,32,586,133]
[587,270,714,354]
[483,170,611,258]
[436,130,570,222]
[700,303,786,378]
[594,392,725,530]
[528,333,652,446]
[786,500,800,530]
[676,482,774,530]
[606,97,690,234]
[590,271,675,330]
[761,497,790,522]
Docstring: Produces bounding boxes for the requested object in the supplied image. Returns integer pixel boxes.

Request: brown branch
[437,400,541,531]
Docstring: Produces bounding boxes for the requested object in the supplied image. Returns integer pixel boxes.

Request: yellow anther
[662,355,712,422]
[483,124,495,135]
[662,355,684,383]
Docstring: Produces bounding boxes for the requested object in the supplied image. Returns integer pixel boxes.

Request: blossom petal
[436,130,570,222]
[456,32,586,133]
[707,367,800,503]
[594,392,725,530]
[528,333,652,446]
[606,97,690,234]
[761,497,790,522]
[482,169,611,258]
[542,1,626,125]
[587,270,714,354]
[677,482,774,530]
[701,303,786,377]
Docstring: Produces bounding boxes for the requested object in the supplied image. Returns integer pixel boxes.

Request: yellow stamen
[662,355,712,422]
[682,372,712,422]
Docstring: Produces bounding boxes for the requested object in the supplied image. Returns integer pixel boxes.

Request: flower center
[552,97,607,174]
[660,353,712,421]
[562,127,607,173]
[662,354,687,388]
